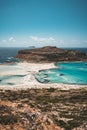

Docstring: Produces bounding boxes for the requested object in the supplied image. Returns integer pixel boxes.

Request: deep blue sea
[0,47,27,63]
[0,47,87,85]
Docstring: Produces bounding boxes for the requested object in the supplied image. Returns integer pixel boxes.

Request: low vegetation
[0,88,87,130]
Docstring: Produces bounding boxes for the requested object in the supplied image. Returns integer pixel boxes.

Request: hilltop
[16,46,87,62]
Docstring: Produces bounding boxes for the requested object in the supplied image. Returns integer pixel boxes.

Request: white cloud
[30,36,55,43]
[71,40,78,42]
[2,40,7,43]
[2,37,16,44]
[71,40,87,44]
[59,40,64,44]
[9,37,16,42]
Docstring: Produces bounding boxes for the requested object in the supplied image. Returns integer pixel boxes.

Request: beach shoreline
[0,62,87,90]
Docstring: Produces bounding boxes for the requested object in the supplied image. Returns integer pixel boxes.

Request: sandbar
[0,62,87,90]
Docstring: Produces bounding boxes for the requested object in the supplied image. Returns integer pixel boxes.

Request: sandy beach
[0,62,87,90]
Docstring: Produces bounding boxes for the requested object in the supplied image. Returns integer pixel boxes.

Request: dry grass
[0,88,87,130]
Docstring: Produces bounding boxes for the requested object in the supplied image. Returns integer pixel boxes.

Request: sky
[0,0,87,47]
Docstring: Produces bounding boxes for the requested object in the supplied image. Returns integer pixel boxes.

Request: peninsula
[16,46,87,62]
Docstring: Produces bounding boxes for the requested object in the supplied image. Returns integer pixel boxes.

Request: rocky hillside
[0,88,87,130]
[16,46,87,62]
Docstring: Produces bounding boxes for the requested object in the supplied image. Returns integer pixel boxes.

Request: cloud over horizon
[9,37,16,42]
[1,35,87,48]
[30,36,55,43]
[2,37,16,43]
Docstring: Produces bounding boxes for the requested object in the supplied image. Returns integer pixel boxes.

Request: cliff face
[16,46,87,62]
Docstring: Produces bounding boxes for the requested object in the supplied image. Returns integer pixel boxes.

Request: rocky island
[16,46,87,62]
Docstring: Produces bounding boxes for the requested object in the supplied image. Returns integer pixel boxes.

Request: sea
[0,47,87,85]
[0,47,27,63]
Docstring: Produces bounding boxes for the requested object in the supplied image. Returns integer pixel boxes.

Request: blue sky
[0,0,87,47]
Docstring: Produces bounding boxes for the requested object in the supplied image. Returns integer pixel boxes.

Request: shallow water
[35,62,87,85]
[0,64,25,86]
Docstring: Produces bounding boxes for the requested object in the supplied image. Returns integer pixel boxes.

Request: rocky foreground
[16,46,87,62]
[0,88,87,130]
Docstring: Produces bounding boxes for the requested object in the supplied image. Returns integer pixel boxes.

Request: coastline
[0,62,87,90]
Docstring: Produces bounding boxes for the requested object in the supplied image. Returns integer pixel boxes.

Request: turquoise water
[0,75,24,85]
[35,62,87,84]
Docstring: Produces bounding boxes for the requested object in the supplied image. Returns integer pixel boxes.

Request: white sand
[0,62,87,90]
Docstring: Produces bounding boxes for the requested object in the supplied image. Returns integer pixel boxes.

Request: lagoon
[35,62,87,85]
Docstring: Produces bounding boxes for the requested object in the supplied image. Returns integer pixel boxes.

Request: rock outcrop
[16,46,87,62]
